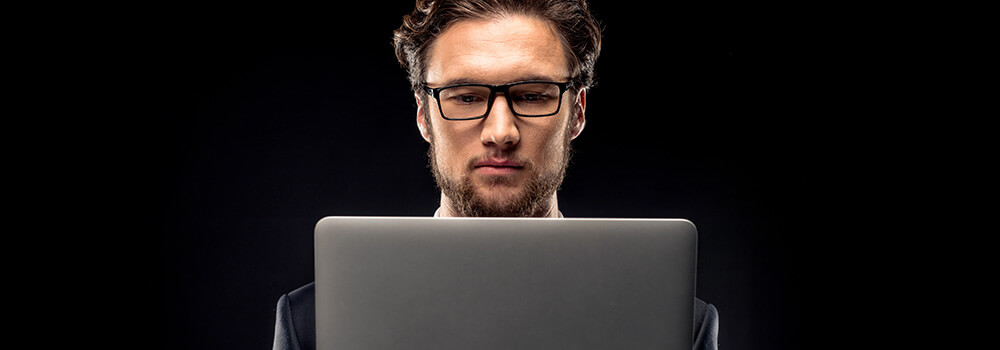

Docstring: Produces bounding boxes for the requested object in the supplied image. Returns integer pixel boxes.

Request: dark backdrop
[135,2,848,349]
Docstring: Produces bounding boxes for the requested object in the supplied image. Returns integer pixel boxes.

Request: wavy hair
[393,0,602,94]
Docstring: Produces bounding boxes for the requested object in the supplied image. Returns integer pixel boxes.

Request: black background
[108,1,871,349]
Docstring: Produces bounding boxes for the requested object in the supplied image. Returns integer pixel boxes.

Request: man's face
[417,15,586,217]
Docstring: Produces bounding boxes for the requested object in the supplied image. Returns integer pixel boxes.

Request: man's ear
[415,93,432,142]
[569,88,587,140]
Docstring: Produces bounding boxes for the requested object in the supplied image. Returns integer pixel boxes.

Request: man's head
[393,0,602,217]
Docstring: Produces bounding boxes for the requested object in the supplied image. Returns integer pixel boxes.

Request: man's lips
[473,158,524,174]
[474,158,524,168]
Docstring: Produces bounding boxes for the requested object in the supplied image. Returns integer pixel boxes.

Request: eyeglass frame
[421,80,575,121]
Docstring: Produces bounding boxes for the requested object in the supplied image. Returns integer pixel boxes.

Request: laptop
[314,216,698,350]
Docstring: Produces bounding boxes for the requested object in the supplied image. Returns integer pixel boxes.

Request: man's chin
[472,185,524,209]
[472,170,522,186]
[443,178,555,217]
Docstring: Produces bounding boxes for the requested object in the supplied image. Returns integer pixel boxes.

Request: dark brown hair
[393,0,602,94]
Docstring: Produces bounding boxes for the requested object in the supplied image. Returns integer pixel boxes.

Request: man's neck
[436,193,562,218]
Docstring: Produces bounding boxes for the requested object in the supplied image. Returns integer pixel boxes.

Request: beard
[428,119,574,217]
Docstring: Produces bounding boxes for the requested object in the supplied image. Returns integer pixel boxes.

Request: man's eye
[450,95,485,104]
[514,93,549,102]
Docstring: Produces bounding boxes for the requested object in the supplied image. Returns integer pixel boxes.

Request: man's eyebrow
[438,77,480,86]
[437,75,566,87]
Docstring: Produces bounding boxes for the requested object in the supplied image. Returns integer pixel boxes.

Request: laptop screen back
[315,217,697,350]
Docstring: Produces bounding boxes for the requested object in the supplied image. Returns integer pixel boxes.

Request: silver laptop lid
[315,217,697,350]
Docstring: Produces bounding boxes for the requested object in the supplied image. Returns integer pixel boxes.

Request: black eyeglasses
[422,81,573,121]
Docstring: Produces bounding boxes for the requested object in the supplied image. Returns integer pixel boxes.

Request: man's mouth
[473,158,525,175]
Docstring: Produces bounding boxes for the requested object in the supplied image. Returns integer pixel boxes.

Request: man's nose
[480,94,520,147]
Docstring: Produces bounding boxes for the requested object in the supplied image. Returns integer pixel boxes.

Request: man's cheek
[438,149,463,176]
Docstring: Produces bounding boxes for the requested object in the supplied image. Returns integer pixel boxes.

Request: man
[273,1,719,349]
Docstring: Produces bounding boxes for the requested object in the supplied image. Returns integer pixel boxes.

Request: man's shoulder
[275,282,316,350]
[285,282,315,305]
[694,297,716,319]
[282,282,316,327]
[693,298,719,332]
[693,298,720,350]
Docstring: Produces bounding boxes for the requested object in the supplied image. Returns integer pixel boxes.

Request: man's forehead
[425,15,570,86]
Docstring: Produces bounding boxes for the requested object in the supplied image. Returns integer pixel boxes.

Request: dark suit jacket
[273,282,719,350]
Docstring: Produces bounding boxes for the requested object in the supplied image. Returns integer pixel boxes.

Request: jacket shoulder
[273,282,316,350]
[693,298,720,350]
